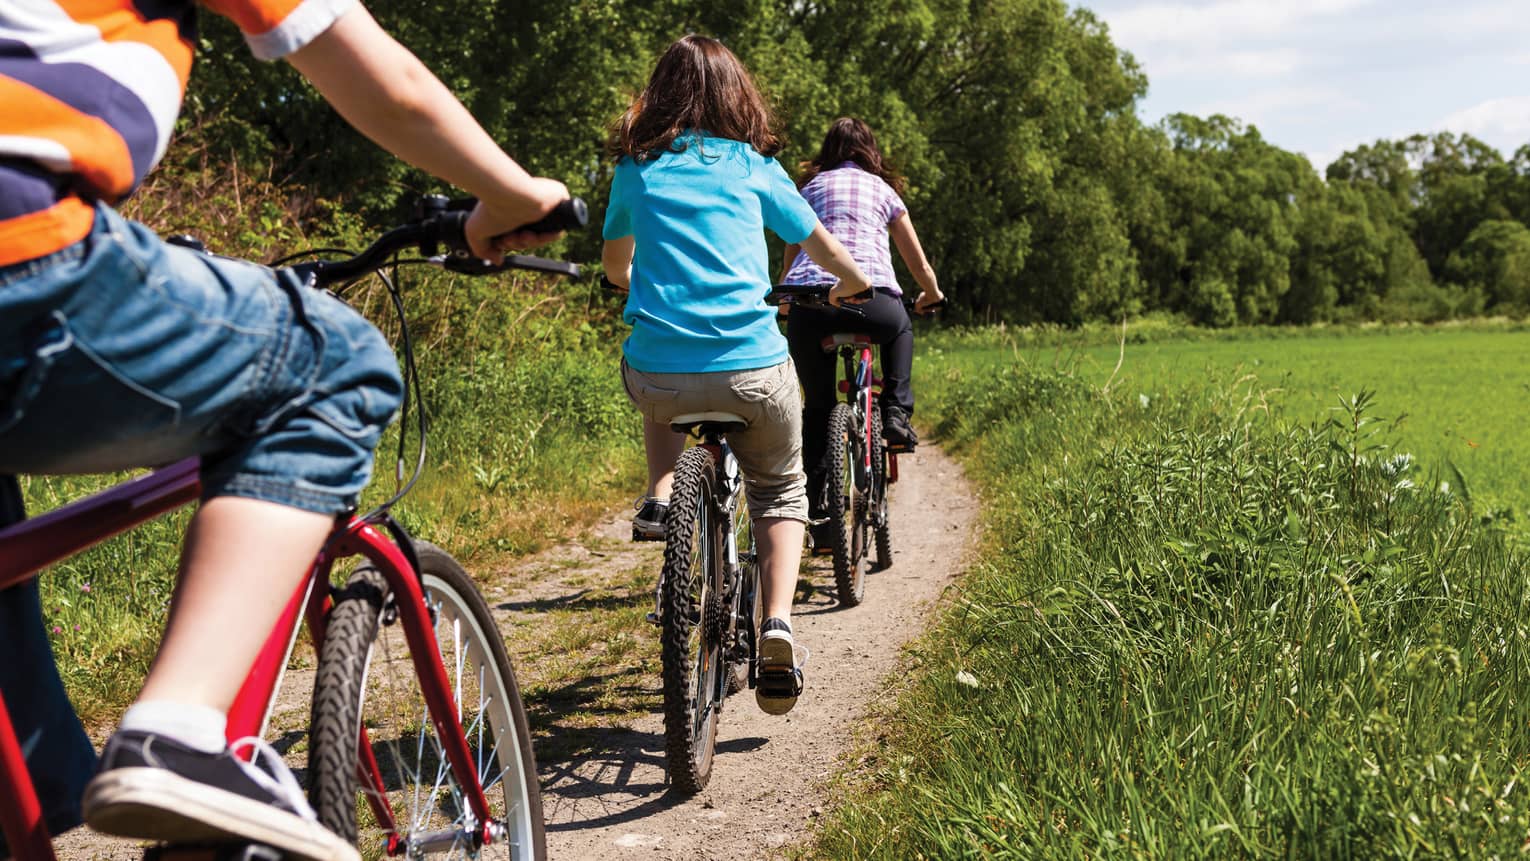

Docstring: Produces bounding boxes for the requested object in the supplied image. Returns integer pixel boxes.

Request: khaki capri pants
[622,359,808,523]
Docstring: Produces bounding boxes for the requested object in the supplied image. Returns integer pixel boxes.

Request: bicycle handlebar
[291,195,587,287]
[769,283,945,315]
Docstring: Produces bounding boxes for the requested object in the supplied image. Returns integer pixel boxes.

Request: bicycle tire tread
[660,446,720,795]
[826,403,867,606]
[871,407,893,571]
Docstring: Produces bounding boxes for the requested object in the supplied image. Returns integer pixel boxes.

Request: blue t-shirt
[603,133,818,373]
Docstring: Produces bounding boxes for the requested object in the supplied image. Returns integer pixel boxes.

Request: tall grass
[816,349,1530,858]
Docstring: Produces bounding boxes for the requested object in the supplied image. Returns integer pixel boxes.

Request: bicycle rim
[660,446,725,794]
[310,542,544,860]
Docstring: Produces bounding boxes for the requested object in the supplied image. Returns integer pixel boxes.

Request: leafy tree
[1444,219,1530,312]
[164,1,1526,324]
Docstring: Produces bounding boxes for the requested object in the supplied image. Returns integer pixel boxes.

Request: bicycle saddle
[670,411,747,437]
[820,333,874,352]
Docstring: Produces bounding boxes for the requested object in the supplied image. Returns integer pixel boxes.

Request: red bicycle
[770,284,941,606]
[0,195,584,861]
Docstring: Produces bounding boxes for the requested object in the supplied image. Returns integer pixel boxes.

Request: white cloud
[1085,0,1530,163]
[1107,0,1381,47]
[1438,97,1530,146]
[1202,85,1359,120]
[1150,47,1306,80]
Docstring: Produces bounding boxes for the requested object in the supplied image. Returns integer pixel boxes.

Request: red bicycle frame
[832,337,900,483]
[0,458,497,860]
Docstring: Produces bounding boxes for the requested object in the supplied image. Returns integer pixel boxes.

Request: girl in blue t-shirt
[602,34,872,715]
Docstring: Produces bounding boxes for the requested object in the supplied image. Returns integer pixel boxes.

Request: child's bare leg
[136,497,332,710]
[756,516,805,621]
[643,415,685,499]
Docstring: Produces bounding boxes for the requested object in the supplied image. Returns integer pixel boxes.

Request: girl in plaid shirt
[779,118,945,555]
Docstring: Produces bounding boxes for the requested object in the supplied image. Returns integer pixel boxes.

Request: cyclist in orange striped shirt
[0,3,567,859]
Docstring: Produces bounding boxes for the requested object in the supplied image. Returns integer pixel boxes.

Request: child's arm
[778,243,802,284]
[286,5,567,262]
[798,225,874,306]
[603,237,635,289]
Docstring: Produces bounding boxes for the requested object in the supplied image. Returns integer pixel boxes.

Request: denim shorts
[622,358,808,522]
[0,204,403,515]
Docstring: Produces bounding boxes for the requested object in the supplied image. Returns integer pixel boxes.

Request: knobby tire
[871,406,893,570]
[660,446,726,794]
[309,542,545,860]
[826,402,868,606]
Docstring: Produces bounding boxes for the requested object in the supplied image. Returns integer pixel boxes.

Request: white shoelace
[228,736,319,823]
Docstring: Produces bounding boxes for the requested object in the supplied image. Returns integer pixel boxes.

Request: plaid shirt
[782,162,908,294]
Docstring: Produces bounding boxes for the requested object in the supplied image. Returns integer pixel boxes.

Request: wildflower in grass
[1380,452,1414,478]
[80,582,91,593]
[51,625,62,635]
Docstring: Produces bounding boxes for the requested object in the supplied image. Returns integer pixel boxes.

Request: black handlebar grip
[504,198,588,236]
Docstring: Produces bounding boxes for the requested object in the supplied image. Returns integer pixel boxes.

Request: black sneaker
[882,405,918,452]
[756,618,805,715]
[632,496,668,542]
[83,731,358,861]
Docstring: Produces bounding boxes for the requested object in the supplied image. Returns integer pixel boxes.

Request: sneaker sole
[756,634,800,716]
[83,769,359,861]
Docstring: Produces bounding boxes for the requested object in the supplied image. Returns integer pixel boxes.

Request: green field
[814,322,1530,858]
[930,323,1530,520]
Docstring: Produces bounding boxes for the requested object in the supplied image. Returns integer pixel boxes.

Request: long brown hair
[798,117,904,193]
[609,35,782,161]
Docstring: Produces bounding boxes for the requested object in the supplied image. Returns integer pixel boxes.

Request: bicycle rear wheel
[309,542,544,860]
[660,445,727,794]
[826,402,869,606]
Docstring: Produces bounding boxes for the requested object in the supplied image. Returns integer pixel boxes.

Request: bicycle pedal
[645,611,662,626]
[631,529,664,542]
[756,666,804,699]
[146,843,284,861]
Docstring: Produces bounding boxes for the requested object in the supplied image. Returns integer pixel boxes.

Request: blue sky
[1082,0,1530,170]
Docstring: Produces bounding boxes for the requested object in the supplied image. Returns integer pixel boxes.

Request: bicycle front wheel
[309,541,544,860]
[660,445,727,794]
[826,402,869,606]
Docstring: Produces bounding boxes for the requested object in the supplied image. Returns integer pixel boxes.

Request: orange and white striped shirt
[0,0,355,266]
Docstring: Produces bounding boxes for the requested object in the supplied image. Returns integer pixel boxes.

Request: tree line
[180,0,1530,325]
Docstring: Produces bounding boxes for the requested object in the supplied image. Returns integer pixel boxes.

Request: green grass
[927,321,1530,522]
[813,325,1530,858]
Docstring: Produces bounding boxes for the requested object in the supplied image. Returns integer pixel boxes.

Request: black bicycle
[652,413,799,794]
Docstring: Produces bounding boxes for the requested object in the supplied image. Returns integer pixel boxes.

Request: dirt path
[51,444,977,861]
[517,444,979,859]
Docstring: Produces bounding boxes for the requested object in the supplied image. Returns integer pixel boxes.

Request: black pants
[785,289,913,516]
[0,477,97,848]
